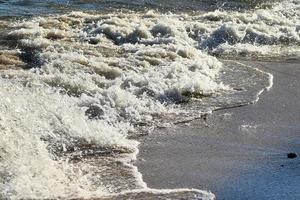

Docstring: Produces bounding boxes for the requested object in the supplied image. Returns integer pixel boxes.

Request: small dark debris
[201,113,208,121]
[287,153,297,159]
[88,38,99,45]
[85,105,104,120]
[233,87,244,91]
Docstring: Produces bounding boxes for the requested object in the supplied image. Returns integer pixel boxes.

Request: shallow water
[0,0,277,16]
[0,0,299,199]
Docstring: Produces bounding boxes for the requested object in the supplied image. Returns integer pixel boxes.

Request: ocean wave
[0,2,292,198]
[0,11,225,199]
[198,0,300,58]
[0,0,282,16]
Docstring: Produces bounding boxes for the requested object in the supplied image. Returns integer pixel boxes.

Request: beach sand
[136,60,300,200]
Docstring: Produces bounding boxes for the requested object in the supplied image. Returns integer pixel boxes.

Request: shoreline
[0,2,299,197]
[136,60,300,200]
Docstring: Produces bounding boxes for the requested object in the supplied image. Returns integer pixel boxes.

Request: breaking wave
[0,0,296,198]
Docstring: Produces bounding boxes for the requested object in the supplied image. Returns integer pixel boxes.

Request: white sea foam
[0,79,140,198]
[192,0,300,58]
[0,1,293,197]
[1,11,226,199]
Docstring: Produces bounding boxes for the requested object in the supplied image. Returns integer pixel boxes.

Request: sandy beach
[1,0,299,198]
[137,60,300,200]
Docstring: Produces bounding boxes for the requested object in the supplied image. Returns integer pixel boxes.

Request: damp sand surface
[0,1,299,198]
[137,60,300,200]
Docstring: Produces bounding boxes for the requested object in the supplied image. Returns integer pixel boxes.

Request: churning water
[0,0,298,199]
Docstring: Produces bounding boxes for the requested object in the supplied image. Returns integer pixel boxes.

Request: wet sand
[136,60,300,200]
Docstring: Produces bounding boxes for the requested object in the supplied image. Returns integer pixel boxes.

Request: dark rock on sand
[287,153,297,159]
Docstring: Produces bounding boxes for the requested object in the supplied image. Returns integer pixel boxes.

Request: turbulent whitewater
[0,0,298,199]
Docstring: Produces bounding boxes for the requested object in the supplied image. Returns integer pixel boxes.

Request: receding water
[0,0,299,199]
